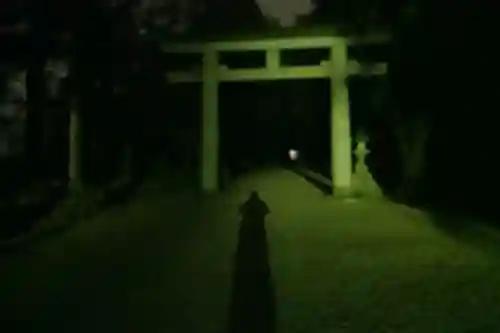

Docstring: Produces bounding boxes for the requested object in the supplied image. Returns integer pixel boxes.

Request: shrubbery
[0,177,134,249]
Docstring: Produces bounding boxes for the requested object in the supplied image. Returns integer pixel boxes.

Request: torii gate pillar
[201,47,219,192]
[330,40,352,197]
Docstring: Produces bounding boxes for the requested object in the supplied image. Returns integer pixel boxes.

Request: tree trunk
[394,115,431,201]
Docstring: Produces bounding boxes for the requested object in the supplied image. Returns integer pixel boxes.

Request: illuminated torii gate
[162,31,389,196]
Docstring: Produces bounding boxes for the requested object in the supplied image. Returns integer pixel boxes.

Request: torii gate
[65,30,389,195]
[167,30,390,196]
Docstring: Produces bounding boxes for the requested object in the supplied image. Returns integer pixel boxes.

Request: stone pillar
[330,39,352,197]
[201,47,219,192]
[68,97,81,191]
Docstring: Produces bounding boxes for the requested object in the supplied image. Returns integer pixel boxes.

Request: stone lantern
[351,129,383,198]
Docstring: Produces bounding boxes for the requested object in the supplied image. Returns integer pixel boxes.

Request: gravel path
[1,168,500,333]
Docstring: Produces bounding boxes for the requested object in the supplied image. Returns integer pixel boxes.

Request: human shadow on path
[227,191,275,333]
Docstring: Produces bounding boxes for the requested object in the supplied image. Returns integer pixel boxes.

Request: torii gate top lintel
[162,27,390,83]
[161,26,391,53]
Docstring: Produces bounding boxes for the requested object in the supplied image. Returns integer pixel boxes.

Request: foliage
[255,0,316,27]
[0,171,134,246]
[35,177,134,237]
[368,78,433,201]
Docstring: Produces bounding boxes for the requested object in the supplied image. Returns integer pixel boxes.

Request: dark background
[0,0,498,219]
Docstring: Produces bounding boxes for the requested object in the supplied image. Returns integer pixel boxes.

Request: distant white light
[288,149,299,161]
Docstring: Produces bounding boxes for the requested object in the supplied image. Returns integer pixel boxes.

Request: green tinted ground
[1,167,499,332]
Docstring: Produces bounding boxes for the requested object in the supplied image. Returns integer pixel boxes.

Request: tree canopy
[0,0,427,39]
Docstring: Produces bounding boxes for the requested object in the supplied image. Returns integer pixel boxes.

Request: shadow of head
[239,190,270,222]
